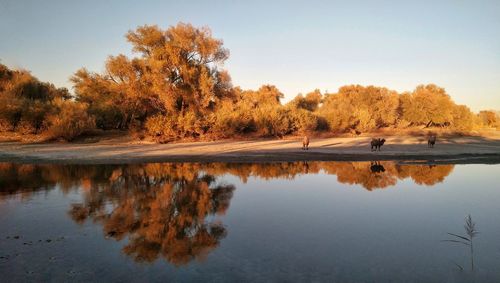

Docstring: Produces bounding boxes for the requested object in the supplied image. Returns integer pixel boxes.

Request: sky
[0,0,499,111]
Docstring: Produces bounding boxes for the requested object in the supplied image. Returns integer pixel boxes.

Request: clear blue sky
[1,0,499,111]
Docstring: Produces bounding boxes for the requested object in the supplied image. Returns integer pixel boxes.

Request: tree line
[1,23,498,141]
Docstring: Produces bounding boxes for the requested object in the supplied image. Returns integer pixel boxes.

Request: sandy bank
[1,135,499,164]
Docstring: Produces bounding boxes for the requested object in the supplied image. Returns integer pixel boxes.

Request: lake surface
[0,161,499,282]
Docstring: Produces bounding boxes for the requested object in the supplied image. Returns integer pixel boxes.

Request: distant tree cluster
[0,64,94,140]
[1,23,498,141]
[318,84,479,133]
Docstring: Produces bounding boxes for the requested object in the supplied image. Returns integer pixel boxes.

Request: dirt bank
[1,135,500,164]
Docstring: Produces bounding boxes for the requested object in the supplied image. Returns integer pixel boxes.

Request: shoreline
[1,153,498,165]
[1,135,500,165]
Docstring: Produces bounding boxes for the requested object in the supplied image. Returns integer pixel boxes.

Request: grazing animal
[370,161,385,173]
[371,138,386,151]
[428,135,436,148]
[302,136,310,150]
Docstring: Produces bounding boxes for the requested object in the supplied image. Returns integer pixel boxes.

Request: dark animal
[371,138,386,151]
[428,135,436,148]
[370,161,385,173]
[302,136,310,150]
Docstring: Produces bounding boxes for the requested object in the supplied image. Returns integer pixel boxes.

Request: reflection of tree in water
[194,162,454,190]
[319,162,398,190]
[0,161,456,198]
[0,162,105,200]
[395,164,455,186]
[69,164,235,265]
[0,163,55,197]
[319,162,454,190]
[0,161,455,264]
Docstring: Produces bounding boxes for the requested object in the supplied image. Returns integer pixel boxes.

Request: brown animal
[428,135,436,148]
[302,136,310,150]
[371,138,386,151]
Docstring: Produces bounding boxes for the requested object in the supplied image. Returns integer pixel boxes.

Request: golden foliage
[0,64,69,133]
[1,22,495,141]
[318,85,399,133]
[47,99,95,141]
[72,23,232,134]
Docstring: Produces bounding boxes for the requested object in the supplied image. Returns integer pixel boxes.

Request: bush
[146,114,172,136]
[90,104,125,130]
[289,108,319,134]
[145,111,207,142]
[48,100,95,141]
[254,106,294,137]
[208,101,255,138]
[317,85,399,133]
[452,105,474,131]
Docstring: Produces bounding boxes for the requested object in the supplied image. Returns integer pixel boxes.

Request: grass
[442,214,479,271]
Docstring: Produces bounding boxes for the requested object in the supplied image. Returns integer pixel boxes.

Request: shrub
[0,96,23,131]
[289,108,319,134]
[48,100,95,141]
[254,106,294,137]
[208,101,255,138]
[452,105,474,131]
[145,114,176,142]
[145,111,207,142]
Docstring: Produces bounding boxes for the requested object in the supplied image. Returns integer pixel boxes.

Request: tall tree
[400,84,455,126]
[71,23,233,130]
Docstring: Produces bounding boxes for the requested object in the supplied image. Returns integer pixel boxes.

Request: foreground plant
[443,214,479,271]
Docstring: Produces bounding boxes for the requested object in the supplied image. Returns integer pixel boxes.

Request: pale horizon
[1,0,499,111]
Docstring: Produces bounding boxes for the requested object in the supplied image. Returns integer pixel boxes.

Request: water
[0,161,499,282]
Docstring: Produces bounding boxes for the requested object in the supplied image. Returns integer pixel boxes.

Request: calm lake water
[0,161,499,282]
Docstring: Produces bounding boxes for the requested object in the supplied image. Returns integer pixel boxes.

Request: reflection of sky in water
[0,162,499,282]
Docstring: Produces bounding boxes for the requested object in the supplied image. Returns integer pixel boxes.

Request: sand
[1,135,500,164]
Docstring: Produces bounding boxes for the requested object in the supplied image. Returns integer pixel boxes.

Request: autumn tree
[0,63,70,134]
[289,89,322,112]
[71,23,233,139]
[477,110,497,127]
[318,85,399,133]
[47,98,95,141]
[208,84,299,138]
[451,105,475,131]
[400,84,455,127]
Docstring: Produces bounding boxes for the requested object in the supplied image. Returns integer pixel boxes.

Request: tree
[72,23,233,135]
[452,105,474,131]
[400,84,455,126]
[477,110,497,127]
[238,84,284,108]
[289,89,322,112]
[318,85,399,132]
[0,64,70,133]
